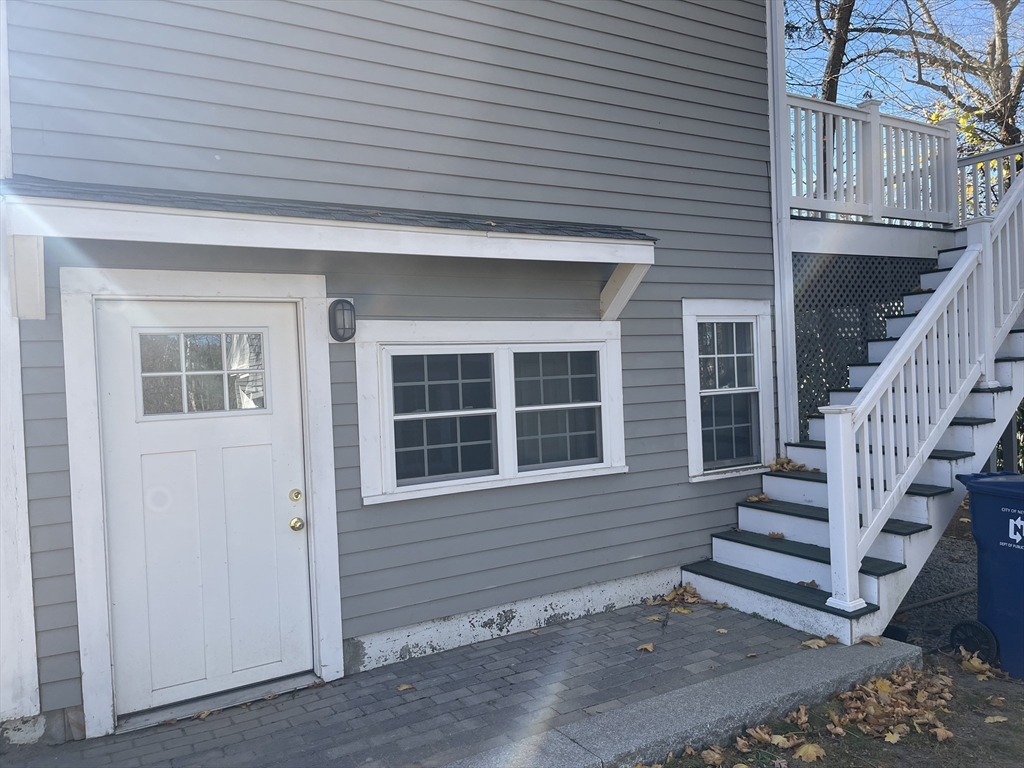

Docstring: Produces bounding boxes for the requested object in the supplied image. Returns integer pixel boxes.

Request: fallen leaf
[797,580,820,589]
[960,517,970,523]
[988,696,1005,707]
[884,731,901,743]
[984,715,1008,723]
[932,727,954,742]
[646,615,663,622]
[684,745,698,756]
[712,602,729,609]
[802,638,827,649]
[787,705,810,730]
[159,718,178,726]
[396,683,415,692]
[961,652,990,674]
[309,680,326,688]
[875,678,893,694]
[671,606,693,614]
[826,723,845,736]
[860,636,883,647]
[792,743,826,762]
[824,635,839,644]
[262,693,279,700]
[716,628,728,634]
[771,760,789,768]
[769,532,786,539]
[746,653,758,658]
[733,764,751,768]
[746,495,762,502]
[637,643,655,653]
[701,747,725,766]
[530,629,540,634]
[747,726,773,744]
[771,734,801,748]
[735,736,751,753]
[192,710,213,721]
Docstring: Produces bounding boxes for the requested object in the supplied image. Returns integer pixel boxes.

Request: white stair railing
[959,143,1024,221]
[819,174,1024,613]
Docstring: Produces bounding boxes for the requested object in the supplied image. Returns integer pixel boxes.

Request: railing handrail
[877,111,952,137]
[958,143,1024,167]
[786,92,872,120]
[841,244,982,424]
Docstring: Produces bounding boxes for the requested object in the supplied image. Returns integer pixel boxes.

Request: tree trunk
[821,0,857,102]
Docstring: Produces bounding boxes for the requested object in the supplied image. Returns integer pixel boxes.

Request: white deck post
[857,99,883,221]
[939,118,959,223]
[819,404,867,612]
[967,217,999,387]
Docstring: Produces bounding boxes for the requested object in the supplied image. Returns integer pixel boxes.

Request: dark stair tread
[937,246,966,254]
[714,529,905,578]
[766,469,953,497]
[905,288,935,297]
[996,355,1024,362]
[783,440,973,463]
[828,385,1013,394]
[950,416,996,426]
[682,560,879,619]
[921,268,951,276]
[737,497,931,537]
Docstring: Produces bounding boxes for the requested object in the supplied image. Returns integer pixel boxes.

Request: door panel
[96,300,313,716]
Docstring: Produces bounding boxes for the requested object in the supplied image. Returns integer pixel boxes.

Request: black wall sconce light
[329,299,357,342]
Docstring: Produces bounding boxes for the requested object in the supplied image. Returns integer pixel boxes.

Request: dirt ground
[650,651,1024,768]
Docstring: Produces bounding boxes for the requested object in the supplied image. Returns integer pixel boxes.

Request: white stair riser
[999,332,1024,357]
[711,537,880,605]
[903,291,932,314]
[785,444,826,467]
[886,315,915,337]
[935,425,977,452]
[761,474,829,506]
[868,339,899,363]
[808,418,826,441]
[957,392,997,419]
[828,389,858,406]
[920,270,950,291]
[736,506,908,562]
[938,249,966,269]
[849,364,877,388]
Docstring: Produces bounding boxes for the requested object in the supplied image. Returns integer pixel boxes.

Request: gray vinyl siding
[9,0,774,712]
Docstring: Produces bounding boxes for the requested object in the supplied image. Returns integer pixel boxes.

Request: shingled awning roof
[1,176,655,243]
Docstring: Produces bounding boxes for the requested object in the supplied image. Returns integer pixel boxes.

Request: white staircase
[684,180,1024,645]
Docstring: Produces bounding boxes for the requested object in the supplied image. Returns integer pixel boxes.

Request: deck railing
[788,94,958,224]
[818,172,1024,613]
[958,143,1024,220]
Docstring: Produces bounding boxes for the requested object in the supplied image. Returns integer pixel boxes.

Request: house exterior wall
[7,0,775,715]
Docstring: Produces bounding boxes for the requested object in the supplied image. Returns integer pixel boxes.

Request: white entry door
[95,300,314,716]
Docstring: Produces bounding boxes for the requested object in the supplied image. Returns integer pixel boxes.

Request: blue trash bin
[955,472,1024,679]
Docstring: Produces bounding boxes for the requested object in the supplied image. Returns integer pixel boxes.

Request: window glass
[392,354,497,484]
[697,322,756,391]
[700,392,759,469]
[139,332,266,416]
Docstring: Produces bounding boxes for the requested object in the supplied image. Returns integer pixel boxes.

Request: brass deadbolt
[289,517,305,531]
[289,488,303,502]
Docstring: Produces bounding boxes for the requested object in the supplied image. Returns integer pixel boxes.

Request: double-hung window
[355,321,626,503]
[681,299,775,481]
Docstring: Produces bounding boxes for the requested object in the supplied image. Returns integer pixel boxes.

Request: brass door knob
[289,517,305,531]
[289,488,303,502]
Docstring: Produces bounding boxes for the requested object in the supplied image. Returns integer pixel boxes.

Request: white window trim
[60,268,344,737]
[356,320,627,504]
[682,299,776,483]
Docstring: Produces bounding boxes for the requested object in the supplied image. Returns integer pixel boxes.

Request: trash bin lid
[955,472,1024,502]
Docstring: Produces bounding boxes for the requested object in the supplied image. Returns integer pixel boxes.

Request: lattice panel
[793,252,937,439]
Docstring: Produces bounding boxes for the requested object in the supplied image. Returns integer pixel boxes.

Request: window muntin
[514,351,602,469]
[391,353,498,484]
[139,331,267,417]
[696,321,759,470]
[682,301,775,482]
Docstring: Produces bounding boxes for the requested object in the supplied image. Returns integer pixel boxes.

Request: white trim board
[0,199,39,722]
[3,196,656,264]
[60,268,343,737]
[0,0,12,180]
[790,218,955,259]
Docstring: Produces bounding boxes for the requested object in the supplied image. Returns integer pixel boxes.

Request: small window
[139,331,267,417]
[355,321,627,503]
[682,300,774,481]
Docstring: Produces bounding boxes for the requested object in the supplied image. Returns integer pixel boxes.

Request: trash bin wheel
[949,620,999,663]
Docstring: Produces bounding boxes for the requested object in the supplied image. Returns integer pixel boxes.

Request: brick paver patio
[1,600,814,768]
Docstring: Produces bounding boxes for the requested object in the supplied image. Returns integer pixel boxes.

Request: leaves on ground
[932,726,954,741]
[797,580,820,589]
[771,457,808,473]
[716,628,728,634]
[823,635,839,644]
[801,638,828,649]
[746,652,758,658]
[792,743,826,762]
[769,531,786,539]
[959,648,996,679]
[700,745,725,765]
[987,695,1005,707]
[746,493,772,503]
[786,705,811,731]
[860,635,883,647]
[647,615,664,621]
[396,683,415,691]
[712,602,729,609]
[747,726,773,744]
[734,736,751,753]
[637,642,655,653]
[984,715,1008,723]
[671,606,693,614]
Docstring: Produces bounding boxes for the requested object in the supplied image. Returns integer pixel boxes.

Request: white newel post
[967,217,1000,387]
[819,404,867,612]
[857,99,883,220]
[939,118,959,222]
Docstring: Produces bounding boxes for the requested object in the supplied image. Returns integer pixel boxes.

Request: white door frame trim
[60,268,343,738]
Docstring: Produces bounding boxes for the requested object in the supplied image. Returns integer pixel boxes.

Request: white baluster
[967,216,1000,388]
[858,99,882,221]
